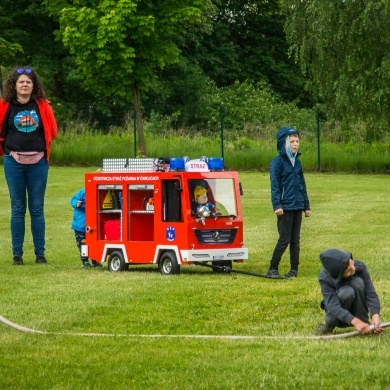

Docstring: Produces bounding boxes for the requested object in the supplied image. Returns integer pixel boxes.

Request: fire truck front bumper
[180,248,248,263]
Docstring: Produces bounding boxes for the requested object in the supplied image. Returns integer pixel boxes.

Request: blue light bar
[208,157,224,171]
[169,157,185,171]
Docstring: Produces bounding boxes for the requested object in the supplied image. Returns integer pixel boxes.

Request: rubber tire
[108,251,126,272]
[212,260,232,273]
[159,252,180,275]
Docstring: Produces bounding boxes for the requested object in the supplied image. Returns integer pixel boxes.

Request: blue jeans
[4,154,49,257]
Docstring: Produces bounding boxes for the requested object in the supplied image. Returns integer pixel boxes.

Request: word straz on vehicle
[84,156,248,275]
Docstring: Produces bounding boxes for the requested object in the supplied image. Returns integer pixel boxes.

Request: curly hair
[2,67,47,102]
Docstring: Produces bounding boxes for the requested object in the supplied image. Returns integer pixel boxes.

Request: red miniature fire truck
[83,156,248,274]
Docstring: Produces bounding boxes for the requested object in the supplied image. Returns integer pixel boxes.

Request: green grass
[0,168,389,389]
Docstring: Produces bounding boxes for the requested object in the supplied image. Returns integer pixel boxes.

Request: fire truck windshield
[189,178,237,217]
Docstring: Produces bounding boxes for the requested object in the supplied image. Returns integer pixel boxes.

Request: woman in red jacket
[0,67,58,265]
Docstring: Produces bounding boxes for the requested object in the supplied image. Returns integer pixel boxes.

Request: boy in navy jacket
[266,126,311,278]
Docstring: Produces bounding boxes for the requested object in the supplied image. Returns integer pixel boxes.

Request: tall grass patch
[49,128,390,173]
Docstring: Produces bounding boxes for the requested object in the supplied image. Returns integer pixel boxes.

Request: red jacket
[0,98,58,162]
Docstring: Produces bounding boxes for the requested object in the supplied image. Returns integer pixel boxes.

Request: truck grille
[194,229,237,244]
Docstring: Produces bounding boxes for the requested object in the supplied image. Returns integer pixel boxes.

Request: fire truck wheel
[212,260,232,273]
[108,251,126,272]
[159,252,180,275]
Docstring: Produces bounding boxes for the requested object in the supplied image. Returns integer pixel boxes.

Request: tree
[0,38,23,96]
[183,0,311,105]
[0,0,71,102]
[281,0,390,138]
[45,0,211,156]
[143,57,214,129]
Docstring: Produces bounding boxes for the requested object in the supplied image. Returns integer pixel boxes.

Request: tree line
[1,0,389,154]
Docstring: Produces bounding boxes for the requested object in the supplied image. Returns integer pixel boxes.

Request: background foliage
[1,1,390,154]
[281,0,390,140]
[0,0,317,132]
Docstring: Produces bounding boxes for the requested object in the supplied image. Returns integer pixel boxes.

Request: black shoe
[36,256,48,264]
[82,262,91,268]
[284,269,298,278]
[92,261,103,268]
[266,269,280,278]
[13,256,24,266]
[313,323,335,335]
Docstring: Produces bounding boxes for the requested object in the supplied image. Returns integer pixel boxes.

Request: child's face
[342,259,356,278]
[196,192,208,204]
[289,134,299,154]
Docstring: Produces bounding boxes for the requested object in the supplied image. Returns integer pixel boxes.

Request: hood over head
[320,248,352,283]
[276,126,299,155]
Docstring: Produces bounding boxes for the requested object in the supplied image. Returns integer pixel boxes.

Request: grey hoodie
[318,248,380,325]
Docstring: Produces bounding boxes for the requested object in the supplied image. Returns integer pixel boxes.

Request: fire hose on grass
[1,264,387,339]
[0,314,388,340]
[194,262,291,279]
[1,259,387,340]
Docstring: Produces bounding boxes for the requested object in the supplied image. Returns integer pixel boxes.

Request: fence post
[133,109,137,158]
[316,107,321,171]
[220,106,225,160]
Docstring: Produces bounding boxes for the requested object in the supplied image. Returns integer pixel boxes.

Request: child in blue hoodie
[266,126,311,278]
[70,188,102,268]
[314,248,383,335]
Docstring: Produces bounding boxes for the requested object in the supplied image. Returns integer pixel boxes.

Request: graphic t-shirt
[5,99,46,153]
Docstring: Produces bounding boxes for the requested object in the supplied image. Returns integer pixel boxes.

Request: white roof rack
[103,158,155,172]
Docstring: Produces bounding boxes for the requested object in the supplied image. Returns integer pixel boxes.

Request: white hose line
[0,315,388,340]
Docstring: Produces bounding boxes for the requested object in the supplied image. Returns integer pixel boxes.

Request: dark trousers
[325,276,369,328]
[74,230,88,263]
[269,210,303,270]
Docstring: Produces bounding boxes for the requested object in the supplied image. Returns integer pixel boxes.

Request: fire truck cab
[84,156,248,274]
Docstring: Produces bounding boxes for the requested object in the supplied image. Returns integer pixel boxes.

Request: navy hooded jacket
[270,126,310,211]
[319,248,381,325]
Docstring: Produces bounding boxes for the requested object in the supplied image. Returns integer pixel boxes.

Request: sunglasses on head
[17,68,32,74]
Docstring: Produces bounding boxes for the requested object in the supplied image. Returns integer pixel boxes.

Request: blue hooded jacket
[270,126,310,211]
[70,188,86,232]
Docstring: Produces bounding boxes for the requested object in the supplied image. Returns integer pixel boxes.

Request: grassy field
[0,167,389,389]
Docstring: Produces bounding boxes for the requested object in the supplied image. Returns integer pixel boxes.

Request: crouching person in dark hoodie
[314,248,384,335]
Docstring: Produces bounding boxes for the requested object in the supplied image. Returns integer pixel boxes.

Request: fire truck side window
[189,179,237,217]
[162,180,182,222]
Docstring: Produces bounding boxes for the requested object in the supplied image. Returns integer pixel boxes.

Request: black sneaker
[92,261,103,268]
[284,269,298,278]
[313,323,335,335]
[82,262,91,268]
[36,256,48,264]
[266,269,280,278]
[13,256,24,266]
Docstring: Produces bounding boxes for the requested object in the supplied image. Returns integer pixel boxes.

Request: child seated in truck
[70,188,102,269]
[193,185,217,217]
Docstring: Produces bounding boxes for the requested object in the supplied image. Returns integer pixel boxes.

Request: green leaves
[282,0,390,137]
[0,37,23,61]
[47,0,211,154]
[52,0,209,97]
